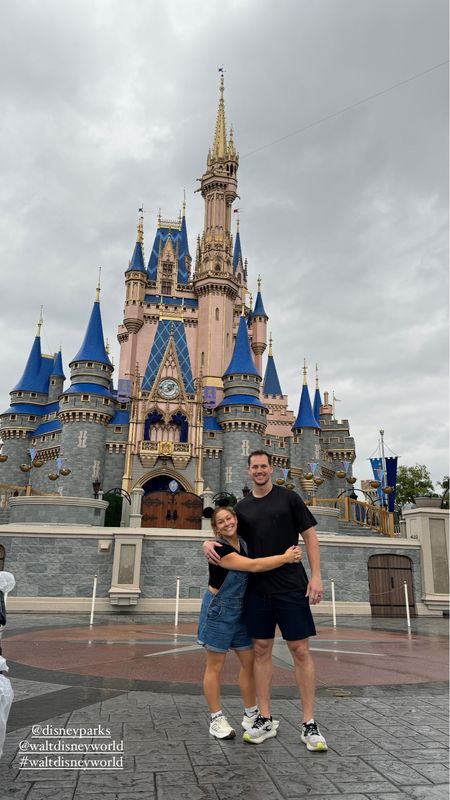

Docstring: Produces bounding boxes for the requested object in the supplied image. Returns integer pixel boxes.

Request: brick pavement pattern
[1,683,448,799]
[0,614,448,799]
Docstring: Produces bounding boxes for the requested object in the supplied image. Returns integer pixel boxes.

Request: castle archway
[140,474,202,530]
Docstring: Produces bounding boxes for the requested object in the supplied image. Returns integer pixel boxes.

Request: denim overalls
[197,536,252,653]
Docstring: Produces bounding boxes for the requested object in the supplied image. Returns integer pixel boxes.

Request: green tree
[437,476,449,509]
[395,464,434,506]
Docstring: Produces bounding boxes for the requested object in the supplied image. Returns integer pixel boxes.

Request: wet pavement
[0,613,448,799]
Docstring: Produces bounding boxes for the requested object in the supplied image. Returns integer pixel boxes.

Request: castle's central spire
[211,72,227,159]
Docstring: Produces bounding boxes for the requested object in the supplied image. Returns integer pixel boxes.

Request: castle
[0,76,356,528]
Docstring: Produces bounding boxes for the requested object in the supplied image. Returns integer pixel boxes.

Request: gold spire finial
[96,267,101,302]
[303,358,308,385]
[315,363,319,389]
[249,291,253,310]
[228,123,236,157]
[157,208,161,226]
[236,213,240,232]
[105,338,110,355]
[137,206,144,245]
[182,188,186,216]
[257,274,261,291]
[36,305,43,336]
[212,68,227,159]
[268,332,273,357]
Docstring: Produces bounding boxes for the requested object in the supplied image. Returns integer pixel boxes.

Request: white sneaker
[241,713,280,732]
[301,720,328,751]
[209,715,236,739]
[242,714,277,744]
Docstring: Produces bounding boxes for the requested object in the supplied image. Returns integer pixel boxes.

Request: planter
[414,496,442,508]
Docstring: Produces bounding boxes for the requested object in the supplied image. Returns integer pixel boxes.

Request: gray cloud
[0,0,448,484]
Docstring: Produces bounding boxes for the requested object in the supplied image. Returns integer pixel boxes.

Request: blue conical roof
[50,350,65,379]
[233,230,243,272]
[263,354,282,395]
[126,240,146,272]
[293,384,320,430]
[313,386,322,424]
[253,290,267,317]
[70,300,112,367]
[224,315,259,377]
[13,334,43,392]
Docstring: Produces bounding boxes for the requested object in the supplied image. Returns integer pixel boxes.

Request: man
[203,450,327,750]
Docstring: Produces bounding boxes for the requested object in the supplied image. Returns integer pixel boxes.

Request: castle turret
[48,349,65,403]
[59,285,116,497]
[250,275,268,374]
[262,335,295,443]
[119,211,148,381]
[290,361,321,488]
[232,217,247,304]
[0,314,55,486]
[216,312,267,497]
[263,337,282,398]
[194,74,240,386]
[313,364,322,425]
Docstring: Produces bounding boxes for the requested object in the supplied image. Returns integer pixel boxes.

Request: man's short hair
[247,450,272,467]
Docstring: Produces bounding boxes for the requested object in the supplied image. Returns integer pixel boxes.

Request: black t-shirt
[208,539,242,590]
[235,484,317,594]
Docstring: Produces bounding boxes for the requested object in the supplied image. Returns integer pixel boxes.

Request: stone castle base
[0,521,443,616]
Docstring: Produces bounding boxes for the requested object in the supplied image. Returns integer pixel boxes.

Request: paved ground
[0,613,448,800]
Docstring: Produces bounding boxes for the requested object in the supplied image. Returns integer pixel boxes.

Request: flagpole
[380,429,387,509]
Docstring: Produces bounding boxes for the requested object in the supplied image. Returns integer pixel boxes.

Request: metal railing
[308,496,394,537]
[0,483,57,510]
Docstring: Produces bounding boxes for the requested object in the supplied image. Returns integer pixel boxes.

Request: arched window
[201,352,205,366]
[144,412,164,441]
[171,413,189,443]
[215,307,219,321]
[0,544,5,570]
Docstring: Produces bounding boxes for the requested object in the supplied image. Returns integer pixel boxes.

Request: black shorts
[245,590,316,641]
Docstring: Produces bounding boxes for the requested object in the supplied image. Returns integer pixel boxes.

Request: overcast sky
[0,0,448,486]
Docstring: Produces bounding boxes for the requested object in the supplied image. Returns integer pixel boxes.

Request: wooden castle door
[368,554,416,618]
[141,490,203,530]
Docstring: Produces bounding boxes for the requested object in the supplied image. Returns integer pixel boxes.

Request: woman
[198,505,302,739]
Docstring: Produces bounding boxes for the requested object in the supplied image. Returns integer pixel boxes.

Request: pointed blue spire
[180,205,190,256]
[292,362,320,430]
[253,290,267,317]
[13,330,42,392]
[50,350,65,379]
[178,206,190,283]
[253,276,267,317]
[233,225,243,272]
[263,337,282,395]
[224,314,259,377]
[127,241,145,272]
[70,288,112,367]
[12,313,53,393]
[313,365,322,424]
[126,210,146,272]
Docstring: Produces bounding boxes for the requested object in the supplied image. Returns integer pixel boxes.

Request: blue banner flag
[370,457,398,511]
[117,379,132,402]
[203,387,217,409]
